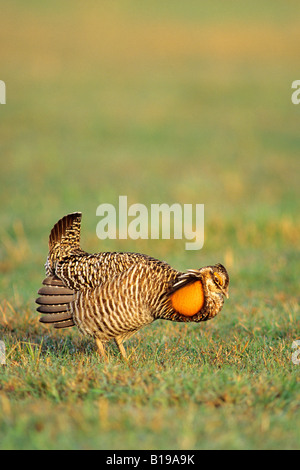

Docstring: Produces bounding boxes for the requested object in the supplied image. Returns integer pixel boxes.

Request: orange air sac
[171,281,204,317]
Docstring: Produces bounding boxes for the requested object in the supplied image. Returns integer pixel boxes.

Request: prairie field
[0,1,299,450]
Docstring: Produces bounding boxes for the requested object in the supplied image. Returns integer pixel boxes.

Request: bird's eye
[213,273,223,286]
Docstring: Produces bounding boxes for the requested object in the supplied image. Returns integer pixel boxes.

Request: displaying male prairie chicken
[36,212,229,361]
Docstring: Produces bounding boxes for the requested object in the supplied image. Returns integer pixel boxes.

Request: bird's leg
[95,337,108,362]
[114,336,128,361]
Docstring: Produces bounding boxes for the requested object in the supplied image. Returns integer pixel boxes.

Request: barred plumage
[36,212,229,361]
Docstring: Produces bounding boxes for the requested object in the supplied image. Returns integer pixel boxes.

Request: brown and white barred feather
[36,212,229,361]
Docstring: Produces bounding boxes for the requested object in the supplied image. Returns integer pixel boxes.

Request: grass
[0,0,300,450]
[1,299,299,449]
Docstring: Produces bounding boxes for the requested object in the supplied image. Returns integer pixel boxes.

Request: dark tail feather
[36,275,75,329]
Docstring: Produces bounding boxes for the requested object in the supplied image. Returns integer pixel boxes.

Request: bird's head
[169,263,229,321]
[202,263,230,299]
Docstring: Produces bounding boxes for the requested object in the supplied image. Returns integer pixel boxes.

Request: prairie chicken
[36,212,229,361]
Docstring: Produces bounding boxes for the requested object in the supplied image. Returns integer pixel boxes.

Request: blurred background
[0,0,299,304]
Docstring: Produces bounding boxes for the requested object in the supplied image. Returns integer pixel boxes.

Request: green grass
[0,0,300,450]
[1,301,299,449]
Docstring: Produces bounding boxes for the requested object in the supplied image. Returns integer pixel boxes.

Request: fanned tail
[45,212,83,275]
[36,275,75,329]
[49,212,82,256]
[36,212,82,330]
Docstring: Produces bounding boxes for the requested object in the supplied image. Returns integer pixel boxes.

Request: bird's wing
[72,263,155,334]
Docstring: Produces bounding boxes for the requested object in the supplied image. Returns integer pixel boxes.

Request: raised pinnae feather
[170,269,201,293]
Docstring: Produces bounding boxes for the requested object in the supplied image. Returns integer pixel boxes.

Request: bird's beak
[223,287,229,299]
